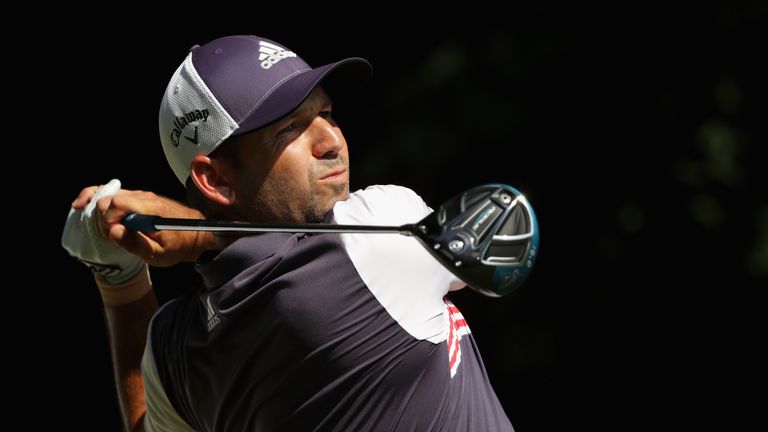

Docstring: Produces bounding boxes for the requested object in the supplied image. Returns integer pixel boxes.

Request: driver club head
[413,184,539,297]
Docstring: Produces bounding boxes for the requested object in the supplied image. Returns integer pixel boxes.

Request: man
[63,35,514,431]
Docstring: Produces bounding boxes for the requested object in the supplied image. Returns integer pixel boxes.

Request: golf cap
[159,35,372,185]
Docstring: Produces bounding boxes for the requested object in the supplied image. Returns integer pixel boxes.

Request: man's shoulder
[352,184,418,196]
[335,184,431,225]
[346,184,424,206]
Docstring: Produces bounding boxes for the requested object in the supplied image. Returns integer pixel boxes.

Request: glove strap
[94,264,152,306]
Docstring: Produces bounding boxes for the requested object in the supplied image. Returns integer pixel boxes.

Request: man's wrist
[193,231,217,259]
[94,263,152,306]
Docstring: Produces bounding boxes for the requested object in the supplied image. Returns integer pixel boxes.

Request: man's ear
[190,155,235,206]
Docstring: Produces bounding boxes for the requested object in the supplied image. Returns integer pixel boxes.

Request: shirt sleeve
[332,185,465,343]
[142,324,196,432]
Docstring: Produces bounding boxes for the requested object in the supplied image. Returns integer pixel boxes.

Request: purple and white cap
[159,35,372,185]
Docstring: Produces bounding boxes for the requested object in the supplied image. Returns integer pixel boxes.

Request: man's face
[222,87,350,223]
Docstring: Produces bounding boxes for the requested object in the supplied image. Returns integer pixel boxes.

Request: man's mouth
[319,169,347,181]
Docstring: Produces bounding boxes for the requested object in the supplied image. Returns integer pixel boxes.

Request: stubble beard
[303,158,350,222]
[303,180,349,223]
[243,158,350,224]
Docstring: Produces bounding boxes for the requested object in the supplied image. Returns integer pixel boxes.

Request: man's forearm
[98,268,158,432]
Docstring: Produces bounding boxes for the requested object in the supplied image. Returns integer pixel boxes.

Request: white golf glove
[61,179,143,285]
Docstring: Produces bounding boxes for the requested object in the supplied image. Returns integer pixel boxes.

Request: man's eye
[278,123,297,135]
[319,110,332,119]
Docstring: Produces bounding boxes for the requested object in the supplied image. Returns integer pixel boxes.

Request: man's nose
[310,117,343,159]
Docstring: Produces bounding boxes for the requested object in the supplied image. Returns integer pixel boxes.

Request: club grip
[123,213,158,232]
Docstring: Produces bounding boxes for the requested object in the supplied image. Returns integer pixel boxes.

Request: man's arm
[97,270,157,432]
[66,183,214,431]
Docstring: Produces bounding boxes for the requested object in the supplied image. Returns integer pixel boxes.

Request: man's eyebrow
[286,96,333,119]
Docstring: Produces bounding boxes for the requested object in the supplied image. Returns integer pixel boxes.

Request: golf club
[123,183,539,297]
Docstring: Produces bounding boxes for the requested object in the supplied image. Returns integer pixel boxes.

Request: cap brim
[233,57,373,137]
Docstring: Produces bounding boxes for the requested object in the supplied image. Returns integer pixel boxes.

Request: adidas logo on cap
[258,40,297,70]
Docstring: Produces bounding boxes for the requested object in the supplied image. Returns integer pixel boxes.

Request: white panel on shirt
[333,185,465,344]
[142,311,196,432]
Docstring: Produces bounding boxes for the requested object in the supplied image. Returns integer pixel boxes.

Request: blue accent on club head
[489,186,539,296]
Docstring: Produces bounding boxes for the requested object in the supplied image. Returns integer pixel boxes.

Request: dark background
[15,3,765,431]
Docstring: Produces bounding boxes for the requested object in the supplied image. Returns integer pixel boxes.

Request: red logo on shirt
[444,298,471,378]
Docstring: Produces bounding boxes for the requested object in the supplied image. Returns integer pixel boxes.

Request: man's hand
[68,181,214,268]
[62,180,144,284]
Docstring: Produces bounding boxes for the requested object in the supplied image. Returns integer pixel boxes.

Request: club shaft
[126,214,415,235]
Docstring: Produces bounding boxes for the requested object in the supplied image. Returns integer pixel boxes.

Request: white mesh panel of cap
[159,54,239,185]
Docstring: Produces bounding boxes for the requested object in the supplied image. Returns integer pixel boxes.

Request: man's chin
[327,185,350,211]
[335,182,350,199]
[302,188,348,223]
